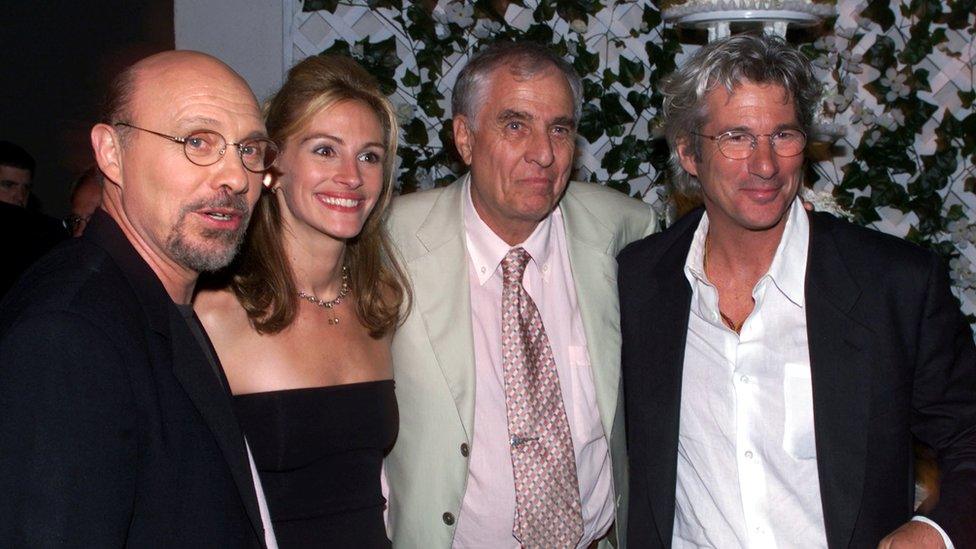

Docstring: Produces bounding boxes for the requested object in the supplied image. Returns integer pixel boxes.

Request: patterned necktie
[501,247,583,548]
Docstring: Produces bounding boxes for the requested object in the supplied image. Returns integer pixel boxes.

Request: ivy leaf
[303,0,338,11]
[868,171,911,210]
[863,77,887,104]
[841,162,871,190]
[321,40,351,56]
[907,0,943,22]
[899,25,937,64]
[403,118,429,147]
[578,103,605,142]
[617,56,646,88]
[863,35,896,70]
[959,90,975,109]
[898,96,938,135]
[627,90,652,114]
[962,113,976,157]
[360,36,400,94]
[947,204,965,221]
[911,68,932,93]
[555,0,603,22]
[861,0,895,30]
[402,69,420,88]
[943,0,976,28]
[438,121,462,167]
[911,193,948,235]
[573,40,600,75]
[912,150,956,195]
[405,5,435,41]
[581,78,603,103]
[533,0,556,22]
[607,180,631,195]
[642,4,661,29]
[600,92,635,127]
[965,177,976,194]
[524,23,555,44]
[417,85,445,118]
[851,196,882,224]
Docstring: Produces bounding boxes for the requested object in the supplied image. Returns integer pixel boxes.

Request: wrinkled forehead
[700,80,796,122]
[129,57,264,135]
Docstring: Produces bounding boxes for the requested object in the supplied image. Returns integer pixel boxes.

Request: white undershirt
[453,179,615,548]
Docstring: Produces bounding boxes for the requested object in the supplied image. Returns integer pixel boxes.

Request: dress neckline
[234,379,393,398]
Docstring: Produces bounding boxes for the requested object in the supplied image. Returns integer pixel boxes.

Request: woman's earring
[263,173,278,194]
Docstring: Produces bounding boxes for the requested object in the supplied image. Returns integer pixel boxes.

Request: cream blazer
[385,177,657,548]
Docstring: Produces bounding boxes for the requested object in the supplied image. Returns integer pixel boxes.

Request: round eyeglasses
[114,122,279,173]
[692,129,807,160]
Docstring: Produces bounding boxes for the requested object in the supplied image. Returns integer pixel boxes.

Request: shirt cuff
[911,516,953,549]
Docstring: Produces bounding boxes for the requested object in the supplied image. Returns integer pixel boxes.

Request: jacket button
[460,443,470,457]
[442,512,455,526]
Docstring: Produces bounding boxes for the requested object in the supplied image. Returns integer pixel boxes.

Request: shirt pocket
[782,362,817,460]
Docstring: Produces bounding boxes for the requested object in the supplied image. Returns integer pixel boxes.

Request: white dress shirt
[675,198,953,548]
[453,180,615,548]
[676,198,826,548]
[246,439,278,549]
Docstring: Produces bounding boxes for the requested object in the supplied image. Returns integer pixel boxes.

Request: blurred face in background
[68,173,103,236]
[0,165,31,207]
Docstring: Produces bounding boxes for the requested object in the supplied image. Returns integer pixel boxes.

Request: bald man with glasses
[0,51,279,548]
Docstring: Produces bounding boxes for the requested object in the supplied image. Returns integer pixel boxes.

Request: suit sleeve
[0,311,137,548]
[910,254,976,547]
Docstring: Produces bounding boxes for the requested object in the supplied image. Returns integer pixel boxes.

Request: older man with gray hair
[385,41,657,548]
[619,33,976,549]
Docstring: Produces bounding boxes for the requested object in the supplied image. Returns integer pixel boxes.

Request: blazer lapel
[638,213,697,545]
[88,212,266,545]
[805,213,873,549]
[561,189,623,436]
[411,181,477,438]
[169,310,266,544]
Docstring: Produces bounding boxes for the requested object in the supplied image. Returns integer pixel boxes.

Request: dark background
[1,1,174,219]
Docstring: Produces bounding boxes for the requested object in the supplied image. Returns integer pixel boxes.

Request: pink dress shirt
[452,180,615,548]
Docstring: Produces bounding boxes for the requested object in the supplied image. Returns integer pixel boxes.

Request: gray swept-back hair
[662,33,821,197]
[452,41,583,127]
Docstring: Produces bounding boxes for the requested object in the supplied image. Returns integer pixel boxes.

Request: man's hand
[878,521,946,549]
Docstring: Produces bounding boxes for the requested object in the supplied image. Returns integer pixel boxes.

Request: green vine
[302,0,976,319]
[304,0,683,198]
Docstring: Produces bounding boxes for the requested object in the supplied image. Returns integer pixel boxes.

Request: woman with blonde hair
[196,54,409,547]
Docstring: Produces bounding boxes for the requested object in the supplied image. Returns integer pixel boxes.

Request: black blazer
[0,201,68,299]
[0,211,267,548]
[619,208,976,549]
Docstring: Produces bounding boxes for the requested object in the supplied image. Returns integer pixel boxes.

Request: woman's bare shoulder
[194,287,250,333]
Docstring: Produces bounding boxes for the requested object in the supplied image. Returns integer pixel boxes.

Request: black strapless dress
[234,380,397,548]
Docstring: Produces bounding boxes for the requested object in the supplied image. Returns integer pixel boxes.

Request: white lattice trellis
[285,0,976,319]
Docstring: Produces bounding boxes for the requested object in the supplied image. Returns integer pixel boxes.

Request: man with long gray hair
[386,40,657,547]
[619,33,976,548]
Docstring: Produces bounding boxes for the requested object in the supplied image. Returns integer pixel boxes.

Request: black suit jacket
[0,201,68,299]
[0,211,267,548]
[619,208,976,548]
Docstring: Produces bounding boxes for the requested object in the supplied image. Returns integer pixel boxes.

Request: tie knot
[502,247,531,283]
